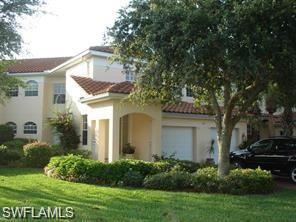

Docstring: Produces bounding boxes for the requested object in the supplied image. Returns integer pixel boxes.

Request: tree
[0,0,44,103]
[108,0,296,177]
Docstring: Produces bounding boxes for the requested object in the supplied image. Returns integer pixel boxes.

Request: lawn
[0,168,295,222]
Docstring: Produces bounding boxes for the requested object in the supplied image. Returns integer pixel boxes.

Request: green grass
[0,168,295,222]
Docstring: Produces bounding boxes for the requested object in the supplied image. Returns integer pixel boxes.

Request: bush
[46,155,171,184]
[153,156,201,173]
[48,111,80,151]
[46,156,275,194]
[23,142,53,168]
[0,145,21,165]
[192,167,222,193]
[223,168,275,194]
[67,149,91,159]
[0,124,14,144]
[2,138,34,155]
[192,167,275,194]
[143,171,192,190]
[121,170,144,187]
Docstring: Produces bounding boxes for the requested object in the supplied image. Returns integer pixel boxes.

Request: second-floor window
[125,70,135,82]
[53,83,65,104]
[7,86,18,97]
[123,64,135,82]
[25,80,38,96]
[186,87,193,97]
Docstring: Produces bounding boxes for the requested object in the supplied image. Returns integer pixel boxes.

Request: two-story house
[0,46,248,163]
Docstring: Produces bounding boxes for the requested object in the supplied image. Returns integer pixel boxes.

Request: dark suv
[230,137,296,183]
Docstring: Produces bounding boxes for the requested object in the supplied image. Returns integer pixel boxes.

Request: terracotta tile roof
[71,75,133,95]
[89,46,113,54]
[72,75,213,115]
[162,102,211,115]
[7,57,71,73]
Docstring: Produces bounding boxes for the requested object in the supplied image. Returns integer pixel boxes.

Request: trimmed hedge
[46,155,275,194]
[143,171,192,190]
[24,142,53,168]
[223,168,275,194]
[191,167,221,193]
[46,155,171,184]
[0,145,21,165]
[191,167,275,194]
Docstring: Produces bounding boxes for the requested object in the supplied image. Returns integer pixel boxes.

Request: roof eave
[79,92,127,104]
[8,71,49,76]
[49,49,113,74]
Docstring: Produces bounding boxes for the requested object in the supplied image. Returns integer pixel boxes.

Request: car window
[250,140,273,153]
[275,139,296,152]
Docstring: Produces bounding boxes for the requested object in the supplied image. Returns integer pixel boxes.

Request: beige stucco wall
[162,114,247,163]
[0,75,46,140]
[129,114,152,161]
[91,57,126,82]
[42,76,66,143]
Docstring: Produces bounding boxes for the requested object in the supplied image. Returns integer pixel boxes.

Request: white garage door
[210,128,238,163]
[162,126,193,160]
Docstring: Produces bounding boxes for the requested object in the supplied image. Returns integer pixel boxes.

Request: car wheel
[290,166,296,184]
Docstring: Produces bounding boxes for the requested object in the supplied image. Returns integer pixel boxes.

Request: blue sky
[19,0,129,58]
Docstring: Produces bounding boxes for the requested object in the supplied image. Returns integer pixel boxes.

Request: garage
[210,128,239,163]
[162,126,193,160]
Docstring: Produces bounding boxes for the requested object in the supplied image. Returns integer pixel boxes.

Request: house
[0,46,248,163]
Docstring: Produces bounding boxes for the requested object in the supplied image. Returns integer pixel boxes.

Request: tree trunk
[268,113,275,137]
[282,106,293,136]
[217,125,233,178]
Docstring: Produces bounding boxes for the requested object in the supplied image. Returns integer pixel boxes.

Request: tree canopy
[109,0,296,177]
[0,0,44,103]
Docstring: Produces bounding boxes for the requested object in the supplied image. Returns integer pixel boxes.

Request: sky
[18,0,130,58]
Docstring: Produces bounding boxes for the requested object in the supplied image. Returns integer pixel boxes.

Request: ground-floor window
[82,115,88,145]
[24,122,37,134]
[6,122,17,135]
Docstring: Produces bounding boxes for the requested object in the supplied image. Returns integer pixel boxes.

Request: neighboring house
[0,46,248,163]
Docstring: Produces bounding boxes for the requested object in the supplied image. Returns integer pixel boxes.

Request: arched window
[24,122,37,134]
[25,80,38,96]
[6,122,17,135]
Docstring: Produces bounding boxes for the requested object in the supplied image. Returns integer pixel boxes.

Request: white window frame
[53,83,65,104]
[24,122,37,134]
[25,80,38,96]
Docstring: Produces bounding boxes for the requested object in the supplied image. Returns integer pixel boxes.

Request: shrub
[153,157,201,173]
[223,168,275,194]
[2,138,32,155]
[0,145,21,165]
[192,167,275,194]
[192,167,222,193]
[143,171,192,190]
[48,110,80,151]
[67,149,91,159]
[46,155,171,184]
[121,170,144,187]
[0,124,14,144]
[23,142,53,168]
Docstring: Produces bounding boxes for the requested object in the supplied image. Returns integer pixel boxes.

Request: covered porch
[88,100,162,163]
